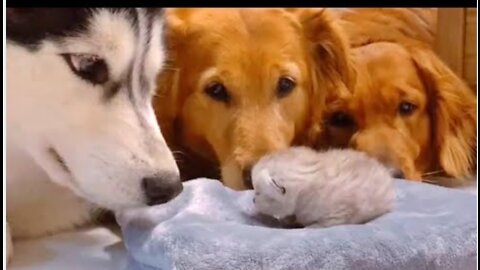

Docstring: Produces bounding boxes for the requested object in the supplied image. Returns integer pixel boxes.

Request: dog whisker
[170,150,189,164]
[422,170,444,177]
[153,91,168,98]
[422,179,439,184]
[171,150,186,158]
[161,67,180,72]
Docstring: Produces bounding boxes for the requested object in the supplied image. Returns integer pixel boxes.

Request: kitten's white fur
[252,147,395,228]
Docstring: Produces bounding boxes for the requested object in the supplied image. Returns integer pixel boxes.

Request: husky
[6,8,183,262]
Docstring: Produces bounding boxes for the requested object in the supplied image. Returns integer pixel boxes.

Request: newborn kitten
[252,147,395,228]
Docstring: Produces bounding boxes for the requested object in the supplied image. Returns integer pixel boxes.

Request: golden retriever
[155,8,352,190]
[320,41,476,186]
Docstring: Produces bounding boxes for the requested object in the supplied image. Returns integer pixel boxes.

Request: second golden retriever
[320,41,476,186]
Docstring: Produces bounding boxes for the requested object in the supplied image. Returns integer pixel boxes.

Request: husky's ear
[410,44,477,182]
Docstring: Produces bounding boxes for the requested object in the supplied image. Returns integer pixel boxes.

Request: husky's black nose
[142,173,183,206]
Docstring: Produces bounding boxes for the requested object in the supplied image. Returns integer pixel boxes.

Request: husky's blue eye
[277,76,296,98]
[205,82,230,103]
[61,53,108,85]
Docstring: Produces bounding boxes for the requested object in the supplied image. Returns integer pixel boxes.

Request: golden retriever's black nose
[242,167,253,189]
[142,173,183,206]
[392,169,405,179]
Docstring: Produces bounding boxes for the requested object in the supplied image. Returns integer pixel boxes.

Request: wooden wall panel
[464,8,477,91]
[434,8,466,78]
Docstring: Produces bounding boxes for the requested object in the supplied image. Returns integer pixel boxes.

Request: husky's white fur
[6,8,180,262]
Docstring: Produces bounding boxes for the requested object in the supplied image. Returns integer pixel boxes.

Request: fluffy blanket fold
[117,178,477,270]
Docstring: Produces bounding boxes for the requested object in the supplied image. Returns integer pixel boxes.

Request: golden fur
[320,41,477,186]
[155,8,352,190]
[331,8,437,47]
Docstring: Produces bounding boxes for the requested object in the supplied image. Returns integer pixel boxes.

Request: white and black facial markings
[125,8,168,137]
[7,8,182,208]
[7,7,168,155]
[7,7,164,109]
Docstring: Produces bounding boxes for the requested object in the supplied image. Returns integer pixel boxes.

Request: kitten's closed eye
[271,178,286,194]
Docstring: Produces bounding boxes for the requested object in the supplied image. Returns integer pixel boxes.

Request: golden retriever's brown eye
[277,76,296,98]
[398,101,417,116]
[329,111,355,128]
[205,82,230,103]
[61,53,108,85]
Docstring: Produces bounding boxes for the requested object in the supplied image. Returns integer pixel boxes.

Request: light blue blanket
[117,178,477,270]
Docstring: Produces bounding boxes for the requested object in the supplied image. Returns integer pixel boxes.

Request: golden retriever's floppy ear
[162,8,195,57]
[292,8,354,87]
[288,8,355,145]
[152,8,192,144]
[154,67,180,119]
[164,8,194,41]
[410,45,477,180]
